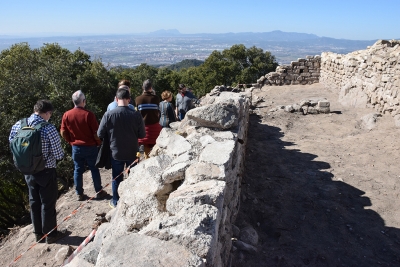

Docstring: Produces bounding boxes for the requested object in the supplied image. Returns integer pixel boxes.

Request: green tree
[197,44,278,94]
[0,43,113,232]
[167,59,204,71]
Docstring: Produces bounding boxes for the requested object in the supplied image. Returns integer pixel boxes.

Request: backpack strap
[20,118,28,128]
[33,121,49,130]
[19,118,48,130]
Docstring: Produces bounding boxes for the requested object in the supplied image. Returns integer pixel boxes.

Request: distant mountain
[0,30,383,66]
[147,29,181,36]
[195,30,320,42]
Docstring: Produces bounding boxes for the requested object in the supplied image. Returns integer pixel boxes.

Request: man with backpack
[9,99,66,244]
[60,90,106,201]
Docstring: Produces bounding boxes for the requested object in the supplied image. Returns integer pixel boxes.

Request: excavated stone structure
[257,56,321,86]
[257,39,400,125]
[65,87,251,267]
[320,39,400,124]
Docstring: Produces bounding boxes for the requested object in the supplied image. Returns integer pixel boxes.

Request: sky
[0,0,399,40]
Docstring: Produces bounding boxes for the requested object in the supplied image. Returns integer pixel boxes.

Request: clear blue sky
[0,0,398,40]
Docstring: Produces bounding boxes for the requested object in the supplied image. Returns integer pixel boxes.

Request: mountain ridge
[0,30,391,66]
[0,29,382,42]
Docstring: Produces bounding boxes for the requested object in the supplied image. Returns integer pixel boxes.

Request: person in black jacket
[97,88,145,208]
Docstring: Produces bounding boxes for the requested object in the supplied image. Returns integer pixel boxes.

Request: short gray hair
[72,90,85,106]
[142,79,152,91]
[118,85,129,90]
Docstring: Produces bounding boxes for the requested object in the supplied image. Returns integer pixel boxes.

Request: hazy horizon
[0,0,399,41]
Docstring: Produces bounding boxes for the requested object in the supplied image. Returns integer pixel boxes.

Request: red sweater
[60,107,101,146]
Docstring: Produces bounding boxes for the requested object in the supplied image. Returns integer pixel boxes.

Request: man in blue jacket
[175,83,199,120]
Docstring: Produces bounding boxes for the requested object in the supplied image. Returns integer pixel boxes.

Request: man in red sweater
[60,90,106,201]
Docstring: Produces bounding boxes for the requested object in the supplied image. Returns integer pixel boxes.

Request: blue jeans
[72,145,102,195]
[111,158,133,206]
[178,110,186,120]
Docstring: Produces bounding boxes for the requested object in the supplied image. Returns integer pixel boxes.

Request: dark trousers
[25,168,58,236]
[111,158,133,206]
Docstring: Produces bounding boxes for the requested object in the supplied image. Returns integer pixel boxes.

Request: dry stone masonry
[65,87,252,267]
[320,39,400,125]
[256,39,400,125]
[269,98,330,115]
[257,56,321,86]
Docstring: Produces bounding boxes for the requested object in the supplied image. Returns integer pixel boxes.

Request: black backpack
[10,119,48,175]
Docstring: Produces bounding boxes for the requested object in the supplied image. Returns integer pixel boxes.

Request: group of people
[8,79,198,244]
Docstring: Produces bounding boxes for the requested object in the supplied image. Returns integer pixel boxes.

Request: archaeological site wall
[62,39,400,267]
[65,87,252,267]
[257,56,321,86]
[256,39,400,125]
[319,40,400,123]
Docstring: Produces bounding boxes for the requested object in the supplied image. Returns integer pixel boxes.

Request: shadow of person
[234,114,400,267]
[58,233,86,246]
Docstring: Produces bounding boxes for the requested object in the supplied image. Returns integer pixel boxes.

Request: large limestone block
[186,102,238,129]
[212,131,236,140]
[360,113,381,130]
[317,100,330,113]
[140,204,221,262]
[186,131,215,148]
[217,91,249,103]
[166,180,226,214]
[156,127,192,156]
[239,226,259,246]
[113,155,174,232]
[199,140,236,167]
[184,162,225,185]
[171,151,193,165]
[70,243,98,266]
[96,233,204,267]
[162,161,191,183]
[63,256,94,267]
[199,135,216,147]
[339,83,368,108]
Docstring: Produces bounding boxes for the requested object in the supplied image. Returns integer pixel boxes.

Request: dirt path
[233,84,400,266]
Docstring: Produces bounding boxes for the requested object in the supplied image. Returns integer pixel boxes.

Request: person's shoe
[46,230,68,244]
[109,200,116,209]
[96,190,108,200]
[35,234,45,243]
[77,194,85,201]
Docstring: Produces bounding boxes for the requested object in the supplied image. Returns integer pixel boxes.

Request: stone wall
[320,40,400,121]
[65,87,252,267]
[257,56,321,86]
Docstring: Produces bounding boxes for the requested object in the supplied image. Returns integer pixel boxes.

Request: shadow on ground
[233,114,400,267]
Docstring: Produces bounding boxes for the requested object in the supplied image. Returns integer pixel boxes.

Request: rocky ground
[0,168,114,267]
[1,83,400,267]
[232,84,400,267]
